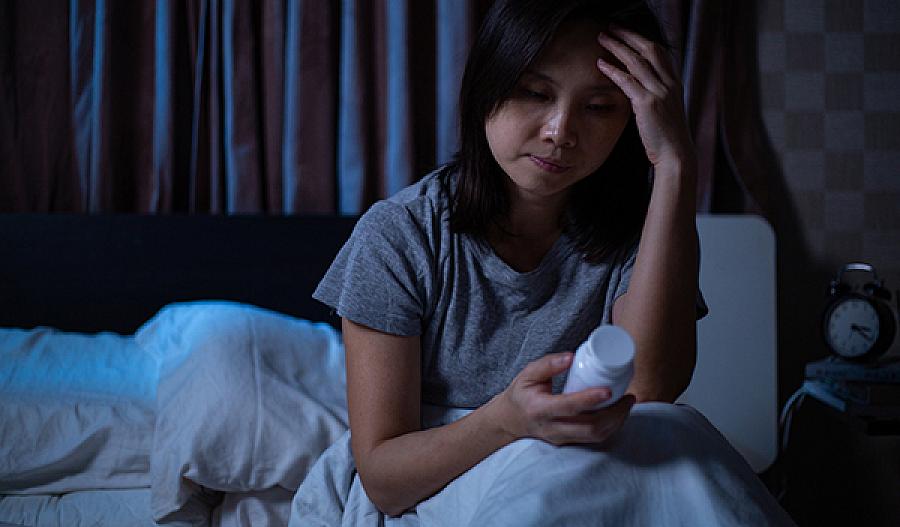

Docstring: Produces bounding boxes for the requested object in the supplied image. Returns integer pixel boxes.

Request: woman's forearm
[614,160,699,402]
[356,395,513,517]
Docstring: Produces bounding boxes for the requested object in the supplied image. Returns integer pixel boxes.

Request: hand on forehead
[531,19,628,87]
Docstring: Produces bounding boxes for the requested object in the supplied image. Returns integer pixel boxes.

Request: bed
[0,213,780,526]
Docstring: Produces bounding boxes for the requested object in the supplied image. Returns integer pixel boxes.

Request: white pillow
[134,301,348,523]
[0,328,156,494]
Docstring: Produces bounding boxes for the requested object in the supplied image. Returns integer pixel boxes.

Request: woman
[290,0,795,525]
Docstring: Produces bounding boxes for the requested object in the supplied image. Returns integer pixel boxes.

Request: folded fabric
[291,403,797,526]
[212,487,295,527]
[0,328,157,405]
[135,301,349,523]
[0,488,206,527]
[0,328,156,494]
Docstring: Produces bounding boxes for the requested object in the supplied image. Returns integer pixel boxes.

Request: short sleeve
[312,201,432,336]
[606,240,709,322]
[602,243,639,324]
[695,235,709,320]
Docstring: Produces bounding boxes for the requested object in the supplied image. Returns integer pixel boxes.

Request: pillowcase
[0,327,156,494]
[134,301,348,523]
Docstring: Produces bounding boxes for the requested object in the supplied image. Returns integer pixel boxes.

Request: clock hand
[851,324,874,341]
[851,323,872,334]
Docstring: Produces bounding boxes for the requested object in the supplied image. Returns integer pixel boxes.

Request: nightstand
[777,380,900,526]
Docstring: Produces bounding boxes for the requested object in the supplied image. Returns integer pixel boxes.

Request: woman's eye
[587,104,616,113]
[520,88,549,101]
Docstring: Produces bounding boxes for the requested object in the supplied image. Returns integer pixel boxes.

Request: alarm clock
[822,263,897,362]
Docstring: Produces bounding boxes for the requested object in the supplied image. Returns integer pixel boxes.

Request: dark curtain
[0,0,770,218]
[653,0,773,216]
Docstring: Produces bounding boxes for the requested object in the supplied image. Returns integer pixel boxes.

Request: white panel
[677,215,778,473]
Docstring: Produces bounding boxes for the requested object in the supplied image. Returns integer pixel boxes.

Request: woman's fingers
[546,395,637,445]
[595,26,692,168]
[518,352,573,384]
[547,387,612,417]
[608,26,677,86]
[596,31,666,97]
[595,57,648,104]
[504,355,637,445]
[545,421,612,445]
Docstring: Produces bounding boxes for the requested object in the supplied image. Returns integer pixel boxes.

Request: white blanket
[290,403,797,526]
[1,303,796,526]
[1,303,348,527]
[0,489,160,527]
[0,328,156,494]
[0,488,293,527]
[135,302,349,523]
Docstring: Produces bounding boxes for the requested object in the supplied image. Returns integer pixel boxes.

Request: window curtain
[0,0,769,218]
[653,0,775,217]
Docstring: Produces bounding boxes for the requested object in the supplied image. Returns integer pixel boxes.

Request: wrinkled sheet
[291,403,797,527]
[0,328,156,494]
[0,304,348,526]
[213,487,295,527]
[0,488,294,527]
[135,302,348,523]
[1,308,797,527]
[0,489,168,527]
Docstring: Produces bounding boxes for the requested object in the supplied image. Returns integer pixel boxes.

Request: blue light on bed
[0,328,158,406]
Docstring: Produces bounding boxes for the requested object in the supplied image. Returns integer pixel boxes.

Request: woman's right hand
[494,352,636,446]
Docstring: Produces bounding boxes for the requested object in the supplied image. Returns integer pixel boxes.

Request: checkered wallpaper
[758,0,900,308]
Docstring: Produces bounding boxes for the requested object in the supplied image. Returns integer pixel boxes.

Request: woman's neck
[485,187,568,273]
[497,185,567,241]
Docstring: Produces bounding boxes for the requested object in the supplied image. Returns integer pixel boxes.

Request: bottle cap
[586,325,635,376]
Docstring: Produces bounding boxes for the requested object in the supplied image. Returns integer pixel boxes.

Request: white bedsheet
[290,403,797,526]
[0,488,295,527]
[0,489,161,527]
[0,329,156,494]
[1,303,347,526]
[2,304,796,526]
[136,302,349,523]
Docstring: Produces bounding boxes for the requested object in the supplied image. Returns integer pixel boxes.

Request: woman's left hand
[596,26,695,171]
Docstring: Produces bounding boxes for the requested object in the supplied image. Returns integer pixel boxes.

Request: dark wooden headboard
[0,214,358,334]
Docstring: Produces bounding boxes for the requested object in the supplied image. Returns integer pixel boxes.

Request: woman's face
[485,19,632,204]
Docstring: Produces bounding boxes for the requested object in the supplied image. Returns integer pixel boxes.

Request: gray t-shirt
[313,168,704,408]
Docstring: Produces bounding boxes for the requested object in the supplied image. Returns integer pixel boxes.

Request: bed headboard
[0,214,358,334]
[680,214,778,474]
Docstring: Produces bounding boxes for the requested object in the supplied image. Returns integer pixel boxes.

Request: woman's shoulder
[356,166,454,236]
[384,165,454,215]
[352,166,455,252]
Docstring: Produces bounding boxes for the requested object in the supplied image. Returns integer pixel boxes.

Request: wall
[759,0,899,292]
[756,1,900,525]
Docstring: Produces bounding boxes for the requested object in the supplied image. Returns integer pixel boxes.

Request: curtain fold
[652,0,771,217]
[384,0,413,198]
[681,0,720,213]
[336,0,367,215]
[435,0,473,166]
[719,0,775,218]
[0,0,768,218]
[70,0,104,211]
[152,0,173,212]
[187,0,208,211]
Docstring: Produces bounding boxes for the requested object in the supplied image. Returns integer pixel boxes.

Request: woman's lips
[529,155,571,174]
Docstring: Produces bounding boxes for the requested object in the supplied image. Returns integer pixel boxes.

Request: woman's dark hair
[445,0,670,263]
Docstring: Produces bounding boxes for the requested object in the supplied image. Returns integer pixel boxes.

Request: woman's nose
[540,109,577,148]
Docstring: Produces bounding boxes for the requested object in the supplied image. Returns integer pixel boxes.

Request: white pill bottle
[562,324,635,410]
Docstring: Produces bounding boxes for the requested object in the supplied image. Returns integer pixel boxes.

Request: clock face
[826,298,881,358]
